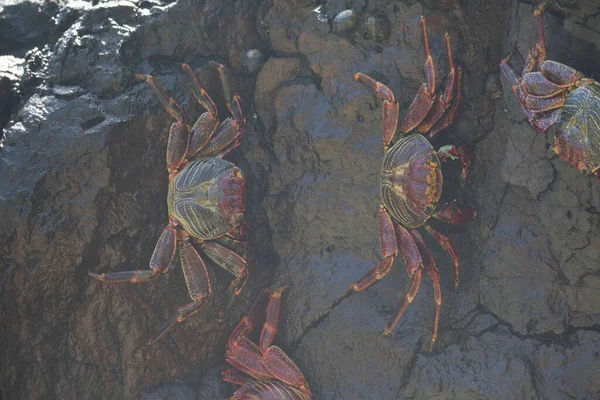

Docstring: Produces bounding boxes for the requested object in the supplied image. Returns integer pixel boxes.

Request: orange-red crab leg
[437,144,472,179]
[432,199,476,225]
[88,222,177,283]
[135,73,191,172]
[349,205,398,291]
[429,199,476,289]
[223,367,257,387]
[417,33,457,134]
[353,73,400,150]
[150,236,213,344]
[196,62,246,159]
[225,289,311,398]
[196,240,249,318]
[424,224,460,289]
[384,229,424,336]
[427,68,463,140]
[399,16,439,134]
[260,286,286,353]
[181,63,220,157]
[409,230,442,351]
[382,223,425,336]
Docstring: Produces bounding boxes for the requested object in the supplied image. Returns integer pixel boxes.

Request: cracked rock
[1,0,600,399]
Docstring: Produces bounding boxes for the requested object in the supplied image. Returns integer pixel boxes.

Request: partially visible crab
[349,16,476,350]
[500,3,600,181]
[89,62,249,343]
[223,287,312,399]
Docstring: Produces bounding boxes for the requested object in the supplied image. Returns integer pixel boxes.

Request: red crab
[223,288,311,399]
[349,17,476,350]
[89,62,249,343]
[500,3,600,181]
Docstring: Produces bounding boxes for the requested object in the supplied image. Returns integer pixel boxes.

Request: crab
[223,287,311,399]
[349,16,476,350]
[500,3,600,181]
[89,62,249,344]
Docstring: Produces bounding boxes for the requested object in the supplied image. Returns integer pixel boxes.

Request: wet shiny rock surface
[1,0,599,399]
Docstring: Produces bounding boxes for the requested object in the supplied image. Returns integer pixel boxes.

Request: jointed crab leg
[353,73,400,149]
[197,240,249,318]
[437,144,472,179]
[424,224,460,288]
[409,230,442,351]
[150,239,212,344]
[349,205,398,291]
[260,286,285,352]
[384,261,423,336]
[225,288,312,398]
[421,16,436,95]
[418,33,458,134]
[88,224,177,283]
[135,74,185,123]
[222,367,257,386]
[400,16,443,134]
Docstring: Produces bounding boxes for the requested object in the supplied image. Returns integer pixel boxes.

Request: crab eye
[580,167,589,176]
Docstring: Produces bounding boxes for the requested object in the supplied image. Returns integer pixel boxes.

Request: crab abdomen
[380,134,442,228]
[554,81,600,175]
[168,158,245,240]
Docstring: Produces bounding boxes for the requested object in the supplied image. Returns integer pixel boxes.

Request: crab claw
[434,200,476,225]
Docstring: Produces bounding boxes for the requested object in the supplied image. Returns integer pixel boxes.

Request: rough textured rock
[1,0,599,399]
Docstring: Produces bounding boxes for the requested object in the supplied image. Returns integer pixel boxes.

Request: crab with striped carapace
[89,62,248,344]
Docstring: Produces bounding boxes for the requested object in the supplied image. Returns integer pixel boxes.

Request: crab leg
[135,74,191,172]
[437,143,472,179]
[222,367,257,386]
[260,286,286,352]
[354,73,400,149]
[150,240,212,344]
[88,224,177,283]
[191,62,246,159]
[399,16,439,134]
[421,16,436,95]
[225,290,280,381]
[417,33,457,134]
[427,68,463,140]
[349,206,398,291]
[260,289,311,397]
[181,63,220,157]
[432,199,476,225]
[198,240,249,318]
[382,224,424,335]
[409,230,442,351]
[424,224,460,289]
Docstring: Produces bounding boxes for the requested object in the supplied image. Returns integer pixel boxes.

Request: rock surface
[1,0,599,399]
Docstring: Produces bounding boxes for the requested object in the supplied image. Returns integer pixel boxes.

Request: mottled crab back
[168,157,245,240]
[380,134,442,228]
[555,80,600,176]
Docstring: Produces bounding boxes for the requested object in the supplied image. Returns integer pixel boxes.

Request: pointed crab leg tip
[348,283,359,291]
[382,328,392,336]
[210,61,225,70]
[353,73,361,81]
[134,73,147,82]
[88,272,103,281]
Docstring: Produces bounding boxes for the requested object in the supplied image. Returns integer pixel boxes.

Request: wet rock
[0,0,57,56]
[2,0,600,399]
[241,49,265,75]
[142,380,195,400]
